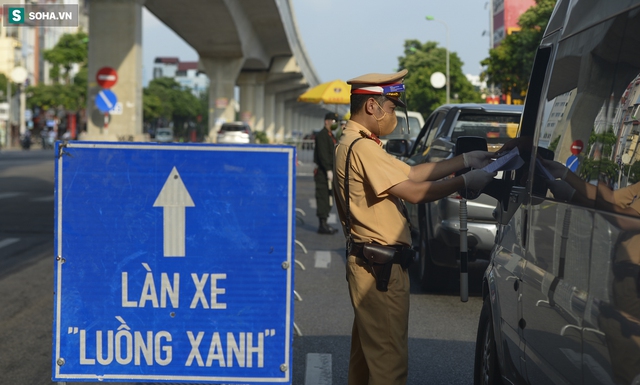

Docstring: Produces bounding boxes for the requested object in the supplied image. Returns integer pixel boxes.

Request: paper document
[482,147,525,173]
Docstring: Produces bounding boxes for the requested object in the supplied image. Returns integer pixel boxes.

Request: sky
[142,0,493,86]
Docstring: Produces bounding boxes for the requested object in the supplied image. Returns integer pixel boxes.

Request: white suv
[216,122,254,144]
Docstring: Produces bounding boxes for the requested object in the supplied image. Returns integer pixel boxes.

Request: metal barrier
[285,139,315,165]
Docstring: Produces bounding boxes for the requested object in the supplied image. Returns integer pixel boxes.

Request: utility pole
[489,0,496,101]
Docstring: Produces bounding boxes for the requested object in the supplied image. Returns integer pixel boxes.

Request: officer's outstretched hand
[540,158,569,180]
[462,169,497,191]
[547,180,575,201]
[463,151,494,169]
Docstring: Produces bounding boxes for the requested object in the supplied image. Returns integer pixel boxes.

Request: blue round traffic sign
[95,89,118,113]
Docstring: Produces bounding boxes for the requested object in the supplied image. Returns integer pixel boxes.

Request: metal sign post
[459,199,469,302]
[53,142,296,384]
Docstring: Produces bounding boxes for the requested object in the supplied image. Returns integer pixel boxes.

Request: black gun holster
[351,242,414,292]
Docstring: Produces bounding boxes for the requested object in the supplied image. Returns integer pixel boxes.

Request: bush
[255,131,269,144]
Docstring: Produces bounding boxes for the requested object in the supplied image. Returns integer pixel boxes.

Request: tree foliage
[0,73,17,102]
[25,31,88,112]
[143,77,204,139]
[44,31,88,84]
[580,128,619,182]
[481,0,556,99]
[398,39,482,118]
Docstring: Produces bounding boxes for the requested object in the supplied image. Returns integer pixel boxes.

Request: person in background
[314,112,340,234]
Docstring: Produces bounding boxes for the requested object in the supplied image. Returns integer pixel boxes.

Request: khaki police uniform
[334,119,413,385]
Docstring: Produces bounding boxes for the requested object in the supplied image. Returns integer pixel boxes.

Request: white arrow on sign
[153,167,195,257]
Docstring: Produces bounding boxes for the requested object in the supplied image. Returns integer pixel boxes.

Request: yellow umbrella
[297,79,351,104]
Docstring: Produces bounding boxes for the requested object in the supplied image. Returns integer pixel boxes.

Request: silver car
[155,127,174,143]
[216,122,254,144]
[388,103,522,291]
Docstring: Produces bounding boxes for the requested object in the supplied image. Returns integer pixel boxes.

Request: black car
[388,103,522,291]
[473,1,640,384]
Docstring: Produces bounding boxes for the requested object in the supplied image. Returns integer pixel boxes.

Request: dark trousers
[314,170,331,219]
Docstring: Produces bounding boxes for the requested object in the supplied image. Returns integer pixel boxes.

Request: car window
[395,115,408,133]
[411,113,442,157]
[451,113,520,144]
[432,111,449,139]
[221,125,249,132]
[408,117,421,133]
[535,13,640,208]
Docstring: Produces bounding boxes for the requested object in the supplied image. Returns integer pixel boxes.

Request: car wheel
[474,296,502,385]
[418,205,447,292]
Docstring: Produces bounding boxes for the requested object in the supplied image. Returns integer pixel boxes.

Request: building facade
[152,56,209,97]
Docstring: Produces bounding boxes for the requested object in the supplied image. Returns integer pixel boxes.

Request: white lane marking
[31,195,54,202]
[327,213,337,224]
[309,198,317,209]
[314,251,331,269]
[0,238,19,249]
[0,192,20,199]
[305,353,332,385]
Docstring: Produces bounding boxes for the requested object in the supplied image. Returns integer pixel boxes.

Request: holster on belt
[351,242,416,292]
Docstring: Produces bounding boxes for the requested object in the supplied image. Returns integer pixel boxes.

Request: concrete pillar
[200,57,243,142]
[284,104,293,140]
[238,72,266,133]
[292,111,300,138]
[275,94,286,143]
[84,0,144,142]
[238,75,256,128]
[254,81,265,133]
[264,92,276,143]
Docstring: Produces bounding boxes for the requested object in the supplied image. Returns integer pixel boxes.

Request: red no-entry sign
[96,67,118,88]
[571,139,584,155]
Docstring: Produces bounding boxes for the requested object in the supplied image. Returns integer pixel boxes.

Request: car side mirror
[454,136,489,200]
[386,139,410,157]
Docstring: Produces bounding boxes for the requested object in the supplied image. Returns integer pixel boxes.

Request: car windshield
[451,113,520,144]
[221,125,248,132]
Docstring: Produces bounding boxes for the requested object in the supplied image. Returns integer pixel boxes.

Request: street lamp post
[426,16,450,104]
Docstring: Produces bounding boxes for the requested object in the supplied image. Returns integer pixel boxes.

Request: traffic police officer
[314,112,340,234]
[333,69,496,385]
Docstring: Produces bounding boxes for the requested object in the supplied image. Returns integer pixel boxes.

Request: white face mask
[372,100,397,136]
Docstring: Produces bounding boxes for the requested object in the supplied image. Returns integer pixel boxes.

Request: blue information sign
[566,154,579,172]
[95,89,118,113]
[53,142,296,383]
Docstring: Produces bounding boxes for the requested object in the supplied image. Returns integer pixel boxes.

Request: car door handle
[560,324,606,337]
[536,300,551,307]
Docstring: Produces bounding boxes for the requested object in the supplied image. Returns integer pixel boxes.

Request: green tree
[143,77,201,140]
[580,128,619,181]
[26,31,88,112]
[481,0,556,101]
[27,83,85,112]
[0,73,17,102]
[44,31,88,84]
[398,39,483,118]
